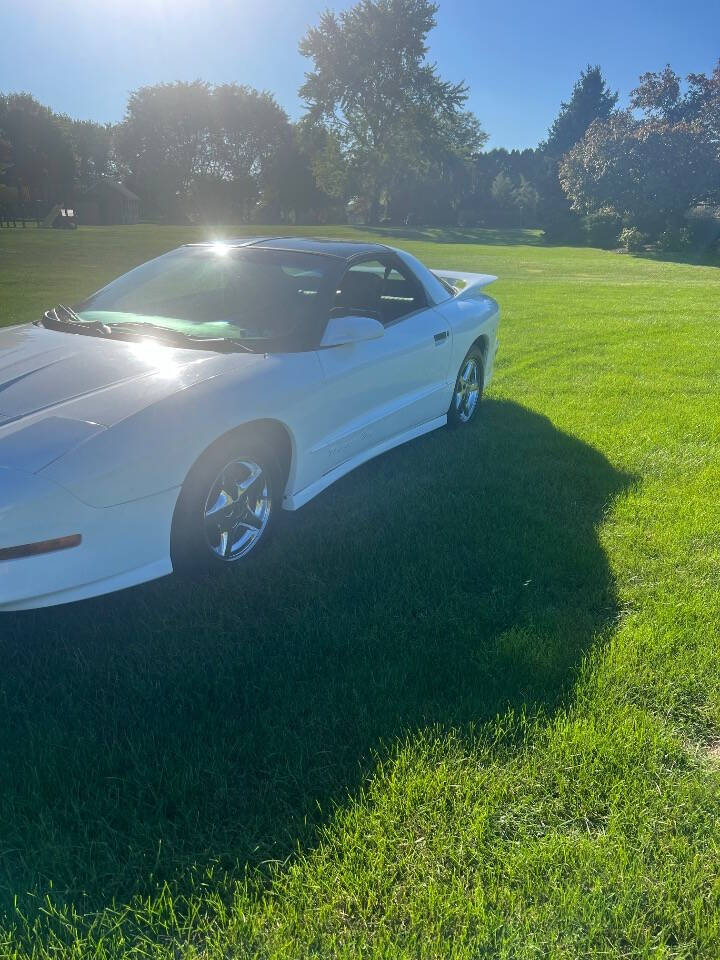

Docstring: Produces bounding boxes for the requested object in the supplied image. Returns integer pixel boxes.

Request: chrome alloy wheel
[453,356,481,422]
[203,459,271,561]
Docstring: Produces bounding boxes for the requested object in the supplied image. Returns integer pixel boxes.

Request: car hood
[0,322,227,431]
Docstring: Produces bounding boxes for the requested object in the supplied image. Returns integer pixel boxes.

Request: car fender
[433,294,499,387]
[42,351,323,508]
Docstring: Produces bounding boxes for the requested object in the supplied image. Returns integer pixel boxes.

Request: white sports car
[0,237,498,610]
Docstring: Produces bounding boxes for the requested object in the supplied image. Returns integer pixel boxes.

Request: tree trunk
[368,195,381,225]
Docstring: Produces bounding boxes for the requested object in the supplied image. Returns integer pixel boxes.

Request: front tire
[448,346,484,426]
[171,434,281,578]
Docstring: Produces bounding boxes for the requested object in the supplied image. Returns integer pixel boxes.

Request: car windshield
[73,245,340,347]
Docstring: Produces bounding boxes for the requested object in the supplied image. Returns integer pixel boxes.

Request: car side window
[333,258,427,327]
[379,263,427,325]
[333,259,385,322]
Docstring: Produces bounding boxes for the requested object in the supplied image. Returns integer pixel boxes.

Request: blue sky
[2,0,718,149]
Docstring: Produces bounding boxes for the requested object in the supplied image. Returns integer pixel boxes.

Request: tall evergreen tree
[538,66,617,241]
[543,65,618,157]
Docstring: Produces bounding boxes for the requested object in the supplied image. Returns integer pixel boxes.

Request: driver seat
[334,269,383,320]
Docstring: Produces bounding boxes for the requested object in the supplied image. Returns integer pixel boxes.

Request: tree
[60,118,115,190]
[0,93,75,201]
[514,175,539,225]
[560,111,719,232]
[630,65,683,121]
[117,82,294,221]
[381,106,484,224]
[211,85,290,192]
[476,171,539,228]
[543,65,618,158]
[194,85,294,222]
[0,136,12,178]
[261,124,339,223]
[189,174,256,224]
[457,148,543,227]
[117,81,215,217]
[685,61,720,144]
[490,171,516,223]
[631,61,720,145]
[299,0,485,222]
[537,66,618,242]
[560,61,720,235]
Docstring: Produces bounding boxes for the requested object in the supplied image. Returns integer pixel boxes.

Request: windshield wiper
[40,305,111,336]
[39,312,253,353]
[106,321,255,353]
[56,303,83,323]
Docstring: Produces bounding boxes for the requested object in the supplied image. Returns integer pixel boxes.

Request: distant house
[77,181,140,225]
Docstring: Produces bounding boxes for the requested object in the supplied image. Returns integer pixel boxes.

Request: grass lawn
[1,224,720,957]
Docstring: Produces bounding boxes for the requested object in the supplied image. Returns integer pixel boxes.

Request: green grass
[1,225,720,957]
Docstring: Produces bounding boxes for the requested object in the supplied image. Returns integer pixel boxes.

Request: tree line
[1,0,719,251]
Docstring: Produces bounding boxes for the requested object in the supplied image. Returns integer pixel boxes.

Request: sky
[2,0,718,150]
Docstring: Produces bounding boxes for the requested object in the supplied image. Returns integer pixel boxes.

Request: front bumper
[0,467,178,610]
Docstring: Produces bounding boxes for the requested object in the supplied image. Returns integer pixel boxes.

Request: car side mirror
[320,314,385,348]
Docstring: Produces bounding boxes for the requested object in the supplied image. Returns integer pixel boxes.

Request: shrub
[619,226,647,252]
[685,210,720,250]
[584,211,621,249]
[541,209,585,245]
[659,226,693,252]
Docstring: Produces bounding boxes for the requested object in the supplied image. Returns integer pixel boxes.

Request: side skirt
[283,414,447,511]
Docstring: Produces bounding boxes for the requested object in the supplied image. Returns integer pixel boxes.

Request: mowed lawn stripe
[0,226,719,957]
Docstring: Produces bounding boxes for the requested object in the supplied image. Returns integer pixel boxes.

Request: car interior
[333,259,426,326]
[93,259,329,339]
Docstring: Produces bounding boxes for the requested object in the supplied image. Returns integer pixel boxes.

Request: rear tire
[448,345,484,426]
[171,434,281,578]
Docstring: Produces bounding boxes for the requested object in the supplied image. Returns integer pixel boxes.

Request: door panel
[311,304,452,475]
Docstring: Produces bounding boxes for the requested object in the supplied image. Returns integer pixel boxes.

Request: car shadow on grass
[0,399,633,916]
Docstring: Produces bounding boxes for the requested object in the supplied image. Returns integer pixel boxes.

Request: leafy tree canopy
[117,81,296,220]
[631,61,720,143]
[0,92,75,200]
[299,0,485,220]
[57,117,115,190]
[561,60,720,233]
[560,108,720,231]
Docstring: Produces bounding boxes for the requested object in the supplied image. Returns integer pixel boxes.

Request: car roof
[187,236,392,261]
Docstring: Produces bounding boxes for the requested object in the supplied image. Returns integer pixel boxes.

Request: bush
[584,211,621,249]
[685,210,720,250]
[619,226,647,252]
[659,226,693,252]
[541,210,585,245]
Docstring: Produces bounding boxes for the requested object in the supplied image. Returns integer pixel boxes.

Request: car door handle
[433,331,449,344]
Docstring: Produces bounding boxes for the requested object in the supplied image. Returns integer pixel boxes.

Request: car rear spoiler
[431,270,498,300]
